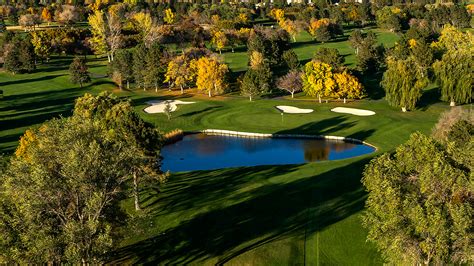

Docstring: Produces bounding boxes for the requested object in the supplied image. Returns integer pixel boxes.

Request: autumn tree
[302,61,336,103]
[163,8,175,24]
[333,71,364,103]
[30,31,52,63]
[69,57,90,88]
[362,129,473,264]
[41,7,53,25]
[195,56,228,97]
[381,57,428,112]
[88,10,122,62]
[54,5,79,26]
[211,30,228,54]
[164,55,195,94]
[307,18,342,43]
[276,69,303,98]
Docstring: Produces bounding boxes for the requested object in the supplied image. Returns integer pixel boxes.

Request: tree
[30,31,52,63]
[164,56,194,94]
[195,56,228,97]
[282,49,299,70]
[276,69,303,98]
[3,35,35,74]
[133,44,148,90]
[313,47,345,70]
[381,57,428,112]
[163,8,175,24]
[362,130,473,265]
[349,29,364,55]
[69,57,90,88]
[0,93,164,263]
[88,10,122,62]
[73,93,164,211]
[333,71,364,103]
[54,5,79,26]
[433,51,473,107]
[211,30,227,54]
[144,43,165,92]
[353,31,385,73]
[19,14,40,31]
[302,61,336,103]
[41,8,53,25]
[307,18,341,43]
[240,62,272,101]
[376,6,402,32]
[280,19,300,42]
[112,49,134,89]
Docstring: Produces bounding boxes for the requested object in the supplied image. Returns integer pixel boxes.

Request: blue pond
[161,133,375,172]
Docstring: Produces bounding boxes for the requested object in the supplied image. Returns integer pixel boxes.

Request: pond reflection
[161,133,375,172]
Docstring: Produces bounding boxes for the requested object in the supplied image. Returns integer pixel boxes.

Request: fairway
[0,27,455,264]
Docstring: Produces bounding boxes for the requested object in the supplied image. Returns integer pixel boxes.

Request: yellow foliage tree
[432,24,474,52]
[195,57,228,97]
[211,30,228,54]
[164,56,195,94]
[132,12,153,39]
[334,71,364,103]
[238,13,248,24]
[41,8,52,25]
[164,8,175,24]
[270,8,285,23]
[281,20,299,42]
[249,51,265,69]
[308,18,330,37]
[302,61,336,103]
[15,129,37,159]
[88,10,108,57]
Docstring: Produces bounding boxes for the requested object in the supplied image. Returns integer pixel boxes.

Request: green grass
[0,28,453,265]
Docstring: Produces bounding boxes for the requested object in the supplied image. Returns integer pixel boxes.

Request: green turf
[0,28,454,265]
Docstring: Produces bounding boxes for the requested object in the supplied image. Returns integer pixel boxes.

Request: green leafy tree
[433,51,473,107]
[69,57,91,88]
[240,64,272,101]
[381,57,428,112]
[112,49,134,89]
[313,47,345,70]
[362,129,473,265]
[282,49,299,70]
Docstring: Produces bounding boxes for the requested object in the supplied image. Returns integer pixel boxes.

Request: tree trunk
[155,83,158,92]
[293,36,296,42]
[180,85,184,94]
[450,101,455,107]
[133,171,141,211]
[208,90,212,97]
[344,98,346,104]
[402,107,407,112]
[107,54,111,63]
[127,80,130,89]
[291,91,294,98]
[231,47,234,53]
[318,94,321,103]
[249,95,252,101]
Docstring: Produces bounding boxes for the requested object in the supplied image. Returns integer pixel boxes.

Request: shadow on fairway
[111,151,373,264]
[276,116,357,137]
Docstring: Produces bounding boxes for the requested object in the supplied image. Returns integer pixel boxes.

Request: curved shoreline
[184,129,378,151]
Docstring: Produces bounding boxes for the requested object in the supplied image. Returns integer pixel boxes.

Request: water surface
[162,133,375,172]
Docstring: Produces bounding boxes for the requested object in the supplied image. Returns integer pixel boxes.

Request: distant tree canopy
[0,92,164,264]
[362,110,473,265]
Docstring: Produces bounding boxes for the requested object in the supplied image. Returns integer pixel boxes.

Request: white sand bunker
[331,107,375,116]
[276,105,314,114]
[144,100,195,114]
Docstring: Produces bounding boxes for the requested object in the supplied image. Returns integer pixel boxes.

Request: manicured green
[0,28,454,265]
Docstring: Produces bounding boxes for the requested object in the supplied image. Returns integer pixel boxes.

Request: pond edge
[184,129,378,151]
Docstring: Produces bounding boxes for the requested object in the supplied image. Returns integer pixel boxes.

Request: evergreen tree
[144,43,165,92]
[112,49,134,89]
[313,47,345,70]
[133,44,148,90]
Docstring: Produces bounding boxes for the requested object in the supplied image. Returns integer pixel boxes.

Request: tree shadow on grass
[276,116,356,137]
[417,86,441,111]
[111,156,373,264]
[0,74,64,87]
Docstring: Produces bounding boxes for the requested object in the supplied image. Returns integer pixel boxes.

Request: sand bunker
[331,107,375,116]
[276,105,314,114]
[144,100,195,114]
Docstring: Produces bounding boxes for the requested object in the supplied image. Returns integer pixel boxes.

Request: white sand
[276,105,314,114]
[144,100,195,114]
[331,107,375,116]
